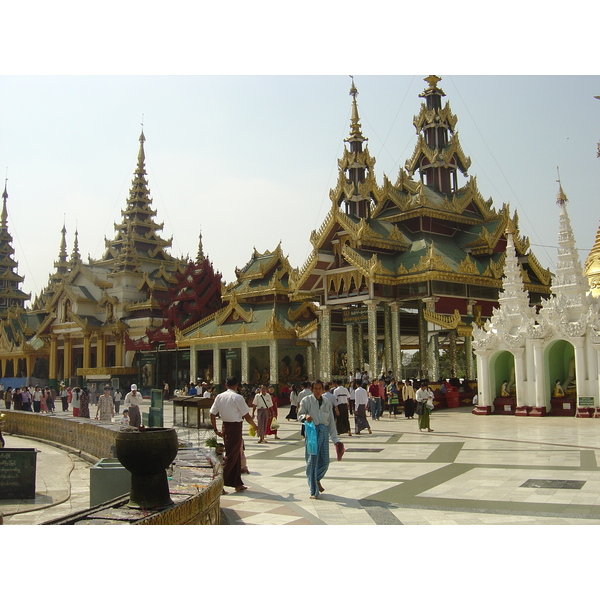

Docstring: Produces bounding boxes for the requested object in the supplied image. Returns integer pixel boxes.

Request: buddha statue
[553,380,565,397]
[500,380,510,397]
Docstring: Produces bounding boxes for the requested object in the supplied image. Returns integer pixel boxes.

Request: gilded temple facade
[4,76,595,395]
[0,132,189,389]
[179,245,318,387]
[292,76,552,382]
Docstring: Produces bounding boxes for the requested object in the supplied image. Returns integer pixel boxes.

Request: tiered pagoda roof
[92,131,184,282]
[293,76,552,319]
[0,181,30,314]
[181,245,318,345]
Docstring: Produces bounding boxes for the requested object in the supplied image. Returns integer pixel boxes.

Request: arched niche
[489,350,516,398]
[545,339,576,397]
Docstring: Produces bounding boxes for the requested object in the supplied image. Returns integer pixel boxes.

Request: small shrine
[179,244,318,388]
[472,182,600,416]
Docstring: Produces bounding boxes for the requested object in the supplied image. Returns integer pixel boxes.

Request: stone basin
[114,427,178,510]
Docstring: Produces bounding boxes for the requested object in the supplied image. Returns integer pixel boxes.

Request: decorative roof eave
[412,103,459,131]
[294,251,320,290]
[215,295,253,326]
[296,319,319,339]
[125,297,163,312]
[287,301,319,322]
[405,135,472,176]
[452,176,497,220]
[341,245,395,278]
[423,308,462,329]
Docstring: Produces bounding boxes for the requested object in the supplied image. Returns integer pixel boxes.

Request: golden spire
[1,178,8,229]
[345,76,367,143]
[556,167,568,206]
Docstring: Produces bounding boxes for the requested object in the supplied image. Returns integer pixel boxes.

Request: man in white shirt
[333,379,352,436]
[210,376,258,492]
[251,384,273,444]
[124,384,142,428]
[353,384,372,435]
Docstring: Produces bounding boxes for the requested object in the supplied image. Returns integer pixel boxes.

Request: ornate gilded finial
[196,231,205,262]
[138,127,146,168]
[556,167,568,206]
[424,75,442,89]
[1,177,8,228]
[346,75,367,142]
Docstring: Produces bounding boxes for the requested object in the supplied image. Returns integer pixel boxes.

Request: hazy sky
[1,3,599,305]
[1,74,598,299]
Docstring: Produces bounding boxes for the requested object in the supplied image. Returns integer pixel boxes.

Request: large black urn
[114,427,178,510]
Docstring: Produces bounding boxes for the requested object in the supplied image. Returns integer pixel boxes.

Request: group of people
[2,381,144,427]
[2,385,58,413]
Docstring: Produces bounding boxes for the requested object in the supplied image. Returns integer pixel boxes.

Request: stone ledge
[1,410,223,525]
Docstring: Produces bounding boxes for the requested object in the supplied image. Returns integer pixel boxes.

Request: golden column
[63,335,73,381]
[83,333,92,369]
[26,354,35,378]
[49,335,58,382]
[114,331,124,367]
[96,333,106,368]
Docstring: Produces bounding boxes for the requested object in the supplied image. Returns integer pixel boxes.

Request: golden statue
[500,381,510,397]
[553,380,565,397]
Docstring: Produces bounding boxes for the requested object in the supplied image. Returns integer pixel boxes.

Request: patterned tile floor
[5,403,600,526]
[219,406,600,525]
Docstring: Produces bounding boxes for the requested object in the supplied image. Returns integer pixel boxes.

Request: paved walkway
[4,402,600,525]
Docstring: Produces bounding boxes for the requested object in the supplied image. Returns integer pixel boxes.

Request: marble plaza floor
[5,402,600,525]
[219,406,600,525]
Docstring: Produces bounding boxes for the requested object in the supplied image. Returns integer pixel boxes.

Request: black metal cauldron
[114,427,178,510]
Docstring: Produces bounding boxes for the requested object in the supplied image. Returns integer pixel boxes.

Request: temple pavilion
[291,76,552,383]
[179,244,318,387]
[0,132,194,390]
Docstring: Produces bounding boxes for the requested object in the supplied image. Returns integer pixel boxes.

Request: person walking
[31,386,42,413]
[403,379,416,419]
[3,386,12,410]
[12,388,22,411]
[251,384,272,443]
[96,385,114,422]
[354,382,372,435]
[297,380,344,499]
[21,387,32,411]
[79,387,90,418]
[266,385,280,440]
[286,384,300,421]
[71,386,81,417]
[416,381,434,432]
[368,378,382,421]
[125,384,142,428]
[63,386,71,412]
[333,379,352,436]
[113,388,122,414]
[210,376,258,493]
[386,379,399,418]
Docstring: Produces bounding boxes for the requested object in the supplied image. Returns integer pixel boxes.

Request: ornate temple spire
[405,75,471,194]
[346,76,367,145]
[1,180,8,229]
[111,223,141,273]
[55,222,69,274]
[69,227,81,268]
[330,77,376,219]
[197,231,205,262]
[0,179,30,312]
[98,130,177,269]
[552,177,589,301]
